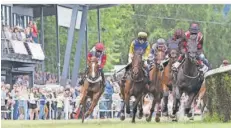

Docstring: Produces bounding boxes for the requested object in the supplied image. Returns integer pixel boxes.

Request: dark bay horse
[75,56,104,123]
[161,49,179,116]
[146,49,166,122]
[120,51,148,123]
[170,37,203,121]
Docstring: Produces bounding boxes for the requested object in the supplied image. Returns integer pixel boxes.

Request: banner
[27,43,45,60]
[11,40,28,55]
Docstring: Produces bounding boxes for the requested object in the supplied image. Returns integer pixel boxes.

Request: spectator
[220,60,230,67]
[29,21,38,43]
[1,84,7,119]
[39,88,46,119]
[29,88,38,120]
[25,27,32,42]
[11,85,20,120]
[57,89,64,120]
[19,27,26,41]
[12,27,18,40]
[3,26,12,40]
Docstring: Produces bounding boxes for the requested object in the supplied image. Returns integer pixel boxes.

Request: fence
[1,95,202,120]
[1,98,132,120]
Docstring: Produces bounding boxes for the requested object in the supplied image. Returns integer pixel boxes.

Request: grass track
[1,119,231,128]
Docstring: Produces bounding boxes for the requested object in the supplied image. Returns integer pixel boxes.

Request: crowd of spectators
[1,76,119,120]
[34,71,58,85]
[2,21,38,43]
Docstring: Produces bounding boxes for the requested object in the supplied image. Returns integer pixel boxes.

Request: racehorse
[146,49,166,122]
[195,80,207,117]
[170,37,204,121]
[75,56,105,123]
[120,50,148,123]
[161,49,179,116]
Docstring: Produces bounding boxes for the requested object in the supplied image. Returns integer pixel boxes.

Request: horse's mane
[90,56,98,62]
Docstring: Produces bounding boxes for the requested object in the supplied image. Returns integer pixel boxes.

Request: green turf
[1,119,231,128]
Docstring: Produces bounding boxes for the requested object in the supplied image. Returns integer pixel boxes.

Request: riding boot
[162,96,168,116]
[78,67,89,85]
[172,54,184,71]
[100,69,105,85]
[145,67,151,85]
[197,60,208,74]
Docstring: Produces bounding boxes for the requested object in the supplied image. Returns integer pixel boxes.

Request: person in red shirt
[172,23,209,74]
[29,21,38,43]
[79,42,107,85]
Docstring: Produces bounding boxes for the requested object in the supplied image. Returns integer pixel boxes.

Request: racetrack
[2,119,231,128]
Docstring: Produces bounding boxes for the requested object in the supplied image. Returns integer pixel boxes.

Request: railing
[204,65,231,78]
[1,96,202,120]
[0,98,126,120]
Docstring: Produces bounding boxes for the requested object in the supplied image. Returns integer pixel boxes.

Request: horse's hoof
[155,117,160,122]
[146,117,151,122]
[162,111,168,117]
[131,120,136,123]
[120,114,125,121]
[170,114,178,122]
[170,114,176,119]
[187,113,193,118]
[126,110,130,114]
[188,116,194,120]
[137,113,143,119]
[144,114,149,118]
[172,119,178,122]
[137,115,142,119]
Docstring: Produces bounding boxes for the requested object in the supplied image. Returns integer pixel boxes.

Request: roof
[12,4,118,18]
[13,4,118,10]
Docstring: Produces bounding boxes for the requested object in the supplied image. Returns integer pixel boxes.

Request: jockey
[124,32,151,83]
[167,29,185,52]
[79,42,106,85]
[151,38,168,70]
[220,60,229,67]
[172,23,209,74]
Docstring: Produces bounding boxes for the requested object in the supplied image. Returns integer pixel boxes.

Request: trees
[38,4,230,75]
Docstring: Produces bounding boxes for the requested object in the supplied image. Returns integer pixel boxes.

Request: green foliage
[36,4,231,75]
[205,72,231,122]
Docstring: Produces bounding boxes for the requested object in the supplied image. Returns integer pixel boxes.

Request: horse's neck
[183,57,198,76]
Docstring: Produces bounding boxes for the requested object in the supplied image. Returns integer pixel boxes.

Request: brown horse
[161,49,179,116]
[146,49,166,122]
[120,51,148,123]
[75,56,104,123]
[195,80,207,115]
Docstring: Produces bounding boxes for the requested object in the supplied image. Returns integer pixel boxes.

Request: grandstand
[1,4,117,88]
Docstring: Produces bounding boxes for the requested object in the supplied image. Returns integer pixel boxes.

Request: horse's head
[169,49,179,62]
[186,35,198,62]
[154,50,166,65]
[87,56,99,79]
[131,50,143,79]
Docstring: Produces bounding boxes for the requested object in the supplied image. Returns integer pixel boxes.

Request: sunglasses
[138,37,147,41]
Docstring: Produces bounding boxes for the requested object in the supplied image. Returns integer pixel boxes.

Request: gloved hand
[144,60,148,67]
[128,57,132,63]
[142,56,148,61]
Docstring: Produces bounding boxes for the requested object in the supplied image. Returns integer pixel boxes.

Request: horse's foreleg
[131,94,142,123]
[84,91,102,118]
[171,86,182,120]
[162,88,169,116]
[155,94,162,122]
[146,94,156,122]
[81,97,87,123]
[125,80,131,114]
[137,95,144,119]
[185,92,197,119]
[80,81,89,105]
[75,82,89,119]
